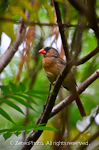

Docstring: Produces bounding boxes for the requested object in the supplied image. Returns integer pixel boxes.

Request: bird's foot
[52,81,63,88]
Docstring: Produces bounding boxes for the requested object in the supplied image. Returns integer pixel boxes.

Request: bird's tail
[74,91,86,117]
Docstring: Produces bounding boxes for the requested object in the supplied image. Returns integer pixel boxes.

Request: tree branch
[0,17,26,73]
[0,16,95,29]
[53,1,71,61]
[74,45,99,66]
[50,69,99,118]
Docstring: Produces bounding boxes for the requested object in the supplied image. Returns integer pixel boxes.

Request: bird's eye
[45,47,50,52]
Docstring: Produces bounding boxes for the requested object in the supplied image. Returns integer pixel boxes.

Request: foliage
[0,82,58,140]
[0,0,99,150]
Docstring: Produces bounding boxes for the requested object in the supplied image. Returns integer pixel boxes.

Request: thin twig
[0,16,89,28]
[74,45,99,66]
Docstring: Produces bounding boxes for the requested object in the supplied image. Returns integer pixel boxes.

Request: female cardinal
[39,47,86,117]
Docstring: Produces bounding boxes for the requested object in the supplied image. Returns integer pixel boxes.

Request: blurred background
[0,0,99,150]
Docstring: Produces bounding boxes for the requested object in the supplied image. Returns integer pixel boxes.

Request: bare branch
[0,17,26,73]
[53,1,71,61]
[50,69,99,118]
[74,45,99,66]
[0,17,92,29]
[0,16,58,26]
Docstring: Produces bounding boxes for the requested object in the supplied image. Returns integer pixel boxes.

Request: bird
[39,46,86,117]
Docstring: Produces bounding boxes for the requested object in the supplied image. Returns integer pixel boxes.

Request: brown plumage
[39,47,86,117]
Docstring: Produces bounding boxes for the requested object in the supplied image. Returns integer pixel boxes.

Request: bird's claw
[52,81,63,88]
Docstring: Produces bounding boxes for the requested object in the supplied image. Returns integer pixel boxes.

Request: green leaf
[3,133,12,140]
[10,6,26,19]
[43,1,54,23]
[19,82,26,92]
[0,123,55,137]
[15,131,21,136]
[27,93,44,101]
[12,15,20,21]
[0,123,45,134]
[10,82,18,93]
[26,90,53,95]
[26,90,55,101]
[19,0,32,12]
[8,95,35,111]
[0,124,57,140]
[0,86,10,95]
[54,0,66,2]
[0,20,16,42]
[16,93,38,105]
[34,126,60,132]
[0,98,25,115]
[0,107,15,124]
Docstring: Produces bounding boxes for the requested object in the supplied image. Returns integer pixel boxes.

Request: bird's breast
[43,56,59,83]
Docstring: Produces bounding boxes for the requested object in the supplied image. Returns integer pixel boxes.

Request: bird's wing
[58,57,77,86]
[58,57,66,65]
[54,57,66,73]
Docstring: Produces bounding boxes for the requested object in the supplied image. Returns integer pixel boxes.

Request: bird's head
[38,47,60,57]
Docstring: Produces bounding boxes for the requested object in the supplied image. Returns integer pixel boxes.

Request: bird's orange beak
[39,49,46,54]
